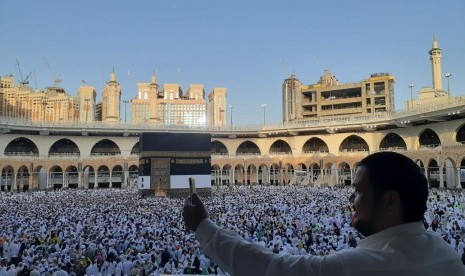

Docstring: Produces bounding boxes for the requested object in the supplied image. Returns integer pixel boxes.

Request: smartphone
[189,177,196,203]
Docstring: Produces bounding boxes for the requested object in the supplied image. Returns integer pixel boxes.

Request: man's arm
[183,194,346,276]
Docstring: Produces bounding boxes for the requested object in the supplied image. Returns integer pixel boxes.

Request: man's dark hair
[358,151,428,222]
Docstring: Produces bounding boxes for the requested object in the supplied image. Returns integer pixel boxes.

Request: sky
[1,0,464,125]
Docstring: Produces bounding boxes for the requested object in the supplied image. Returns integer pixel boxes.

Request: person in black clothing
[160,248,171,268]
[192,256,202,274]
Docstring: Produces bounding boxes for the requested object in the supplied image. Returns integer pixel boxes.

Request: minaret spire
[110,67,116,82]
[429,36,443,91]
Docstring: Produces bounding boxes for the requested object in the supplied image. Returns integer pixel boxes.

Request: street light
[123,100,130,123]
[408,84,415,110]
[445,73,452,96]
[261,104,267,125]
[229,105,233,127]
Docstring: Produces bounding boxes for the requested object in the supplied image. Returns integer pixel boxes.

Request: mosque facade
[0,38,464,192]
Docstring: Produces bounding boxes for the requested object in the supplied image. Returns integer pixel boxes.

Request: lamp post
[445,73,452,96]
[408,84,415,110]
[123,100,130,123]
[229,105,233,127]
[261,104,267,125]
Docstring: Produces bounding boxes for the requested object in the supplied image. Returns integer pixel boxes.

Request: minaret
[429,36,443,91]
[148,72,160,123]
[102,69,121,122]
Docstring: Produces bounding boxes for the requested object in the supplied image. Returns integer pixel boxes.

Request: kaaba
[138,133,211,197]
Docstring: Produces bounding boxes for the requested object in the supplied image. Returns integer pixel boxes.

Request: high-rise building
[282,74,302,123]
[78,86,96,123]
[158,84,206,127]
[0,76,79,123]
[1,70,225,128]
[102,70,121,123]
[208,87,227,127]
[131,79,208,127]
[282,70,395,122]
[131,74,160,124]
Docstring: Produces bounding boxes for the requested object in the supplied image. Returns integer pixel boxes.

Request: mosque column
[424,168,428,187]
[28,172,34,190]
[231,168,235,185]
[335,169,339,185]
[63,172,66,188]
[78,170,83,189]
[13,173,17,192]
[94,173,98,188]
[109,171,113,188]
[268,169,270,185]
[439,166,444,188]
[350,169,354,183]
[124,168,129,188]
[46,172,50,189]
[457,167,462,189]
[0,172,2,191]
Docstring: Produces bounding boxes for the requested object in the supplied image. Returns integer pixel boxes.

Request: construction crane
[16,59,31,86]
[43,57,62,87]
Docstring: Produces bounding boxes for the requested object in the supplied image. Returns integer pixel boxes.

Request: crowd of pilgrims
[0,185,464,275]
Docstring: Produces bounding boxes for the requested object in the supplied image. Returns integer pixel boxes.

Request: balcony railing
[1,96,465,132]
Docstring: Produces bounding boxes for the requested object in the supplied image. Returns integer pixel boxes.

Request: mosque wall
[1,118,465,191]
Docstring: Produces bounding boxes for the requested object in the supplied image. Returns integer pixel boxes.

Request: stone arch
[459,158,465,189]
[296,163,307,171]
[282,163,293,184]
[65,165,79,189]
[32,165,47,190]
[236,141,261,156]
[50,165,63,190]
[111,165,124,188]
[247,164,258,184]
[17,165,30,192]
[128,165,139,186]
[419,129,441,148]
[322,162,337,186]
[339,135,369,152]
[309,163,321,182]
[130,142,140,155]
[234,164,245,184]
[302,138,329,153]
[270,163,280,185]
[97,165,110,188]
[211,164,222,186]
[443,158,457,189]
[91,139,121,156]
[258,164,269,184]
[456,123,465,144]
[48,138,80,157]
[427,159,440,188]
[222,164,233,185]
[379,133,407,151]
[4,137,39,156]
[269,139,292,155]
[211,141,229,156]
[338,162,352,185]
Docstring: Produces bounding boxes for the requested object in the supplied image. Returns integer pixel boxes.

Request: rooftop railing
[1,96,464,132]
